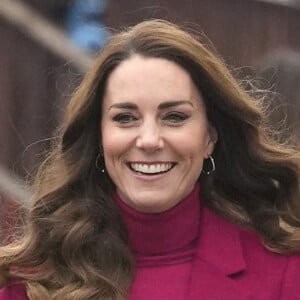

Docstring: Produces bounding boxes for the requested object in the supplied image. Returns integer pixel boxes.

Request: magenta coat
[0,206,300,299]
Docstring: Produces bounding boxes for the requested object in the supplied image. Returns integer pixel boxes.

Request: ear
[204,125,218,159]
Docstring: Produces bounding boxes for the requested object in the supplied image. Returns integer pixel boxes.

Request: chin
[132,197,177,213]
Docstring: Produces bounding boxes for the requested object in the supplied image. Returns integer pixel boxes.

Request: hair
[255,50,300,145]
[0,19,300,299]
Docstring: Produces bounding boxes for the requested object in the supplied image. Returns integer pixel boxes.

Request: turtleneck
[115,184,201,300]
[115,184,201,257]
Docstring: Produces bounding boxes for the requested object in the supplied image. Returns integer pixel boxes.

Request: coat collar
[196,206,246,276]
[188,206,252,299]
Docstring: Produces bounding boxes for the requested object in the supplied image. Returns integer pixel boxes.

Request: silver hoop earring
[95,153,105,173]
[202,155,215,175]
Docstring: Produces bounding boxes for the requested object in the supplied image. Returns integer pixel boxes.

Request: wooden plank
[0,0,94,72]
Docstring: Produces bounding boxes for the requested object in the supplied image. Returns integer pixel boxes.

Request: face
[101,55,217,213]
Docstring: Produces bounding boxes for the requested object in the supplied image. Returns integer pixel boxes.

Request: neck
[115,184,201,255]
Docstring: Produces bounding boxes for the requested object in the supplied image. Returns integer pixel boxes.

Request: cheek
[178,129,211,154]
[102,123,134,145]
[101,130,112,153]
[101,125,121,151]
[175,141,206,174]
[101,128,133,166]
[101,127,119,165]
[197,128,214,155]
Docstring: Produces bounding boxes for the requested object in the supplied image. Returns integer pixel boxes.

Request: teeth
[130,163,173,174]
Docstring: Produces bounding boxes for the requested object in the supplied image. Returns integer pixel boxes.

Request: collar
[115,184,201,256]
[188,207,251,299]
[196,206,246,275]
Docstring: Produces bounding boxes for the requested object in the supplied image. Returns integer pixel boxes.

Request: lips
[128,162,176,175]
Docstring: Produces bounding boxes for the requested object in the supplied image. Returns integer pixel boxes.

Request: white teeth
[130,163,173,174]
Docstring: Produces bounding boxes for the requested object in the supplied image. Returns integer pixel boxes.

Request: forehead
[103,55,204,109]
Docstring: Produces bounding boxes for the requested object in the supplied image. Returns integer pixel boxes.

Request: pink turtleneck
[115,184,201,300]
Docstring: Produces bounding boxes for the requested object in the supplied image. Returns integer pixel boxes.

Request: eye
[163,112,189,123]
[112,113,137,124]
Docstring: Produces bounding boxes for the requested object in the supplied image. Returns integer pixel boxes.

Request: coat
[0,206,299,299]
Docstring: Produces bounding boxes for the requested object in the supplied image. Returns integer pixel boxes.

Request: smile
[128,162,175,175]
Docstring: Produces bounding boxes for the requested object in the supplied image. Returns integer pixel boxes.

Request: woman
[0,19,300,300]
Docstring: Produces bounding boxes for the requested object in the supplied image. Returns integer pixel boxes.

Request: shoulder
[228,216,300,298]
[201,206,300,297]
[238,228,300,298]
[0,283,28,300]
[280,254,300,299]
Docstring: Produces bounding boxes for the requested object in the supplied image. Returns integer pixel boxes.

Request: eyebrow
[108,100,193,111]
[158,100,194,109]
[108,102,138,110]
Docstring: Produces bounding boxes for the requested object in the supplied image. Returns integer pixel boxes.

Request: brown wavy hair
[1,19,300,299]
[255,50,300,145]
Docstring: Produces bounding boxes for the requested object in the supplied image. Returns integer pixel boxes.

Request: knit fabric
[115,184,201,300]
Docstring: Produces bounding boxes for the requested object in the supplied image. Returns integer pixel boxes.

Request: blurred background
[0,0,299,238]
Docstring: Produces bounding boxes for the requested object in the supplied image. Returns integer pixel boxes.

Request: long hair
[255,50,300,145]
[0,19,299,299]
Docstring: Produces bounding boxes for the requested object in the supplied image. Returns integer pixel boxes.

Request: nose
[136,119,164,151]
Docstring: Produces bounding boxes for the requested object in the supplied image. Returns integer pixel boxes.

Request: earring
[202,155,215,175]
[95,152,105,173]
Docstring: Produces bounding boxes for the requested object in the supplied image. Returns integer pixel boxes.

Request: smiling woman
[0,19,300,300]
[101,55,216,213]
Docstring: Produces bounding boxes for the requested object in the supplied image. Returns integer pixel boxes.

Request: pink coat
[0,206,300,299]
[0,283,26,300]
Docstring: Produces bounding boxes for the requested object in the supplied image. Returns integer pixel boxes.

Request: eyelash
[112,113,137,124]
[163,112,189,123]
[112,112,189,126]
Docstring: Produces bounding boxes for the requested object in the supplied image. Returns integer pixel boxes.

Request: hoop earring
[95,153,105,173]
[202,155,215,175]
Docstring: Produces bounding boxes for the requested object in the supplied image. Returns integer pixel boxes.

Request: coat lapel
[188,206,253,299]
